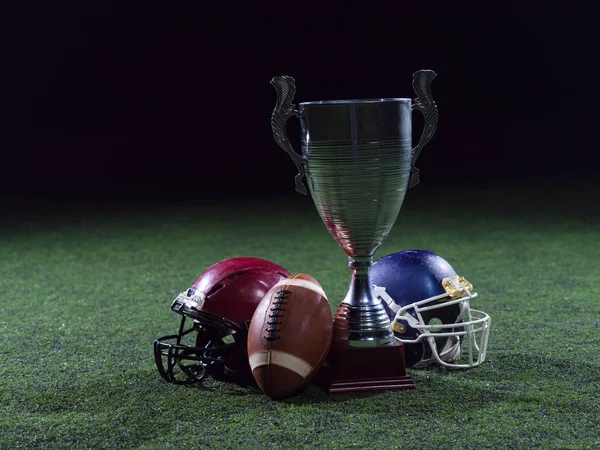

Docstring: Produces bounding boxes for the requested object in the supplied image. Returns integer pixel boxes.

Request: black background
[3,1,597,203]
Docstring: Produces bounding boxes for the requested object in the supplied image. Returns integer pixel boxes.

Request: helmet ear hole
[428,317,443,333]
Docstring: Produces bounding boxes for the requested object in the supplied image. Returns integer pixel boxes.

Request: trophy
[271,70,438,393]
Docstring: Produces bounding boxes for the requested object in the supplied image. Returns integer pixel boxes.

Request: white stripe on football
[271,278,328,300]
[249,350,313,379]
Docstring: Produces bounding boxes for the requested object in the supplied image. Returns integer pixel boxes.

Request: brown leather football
[247,273,333,399]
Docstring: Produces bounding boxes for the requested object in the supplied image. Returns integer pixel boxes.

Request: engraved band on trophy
[271,70,438,393]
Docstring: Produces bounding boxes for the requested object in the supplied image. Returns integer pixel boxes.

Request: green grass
[1,182,600,449]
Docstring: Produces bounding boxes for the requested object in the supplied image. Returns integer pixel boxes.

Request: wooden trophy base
[314,339,415,395]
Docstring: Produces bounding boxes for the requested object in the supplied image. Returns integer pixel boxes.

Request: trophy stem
[316,256,414,394]
[333,256,394,347]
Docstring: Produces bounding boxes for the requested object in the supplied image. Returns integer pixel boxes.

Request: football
[247,273,333,399]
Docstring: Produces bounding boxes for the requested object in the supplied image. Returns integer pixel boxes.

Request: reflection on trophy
[271,70,438,393]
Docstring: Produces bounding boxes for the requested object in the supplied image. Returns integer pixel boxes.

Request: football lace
[264,289,291,341]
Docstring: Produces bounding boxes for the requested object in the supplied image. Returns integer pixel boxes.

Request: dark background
[3,1,597,204]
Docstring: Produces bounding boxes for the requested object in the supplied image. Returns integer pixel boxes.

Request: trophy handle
[409,70,439,188]
[270,75,307,195]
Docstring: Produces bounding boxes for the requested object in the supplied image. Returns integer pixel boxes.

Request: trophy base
[314,339,415,395]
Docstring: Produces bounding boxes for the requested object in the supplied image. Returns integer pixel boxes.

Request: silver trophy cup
[271,70,438,348]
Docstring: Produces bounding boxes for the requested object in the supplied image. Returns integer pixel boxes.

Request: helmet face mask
[154,313,240,384]
[154,257,290,385]
[385,286,490,368]
[371,250,491,369]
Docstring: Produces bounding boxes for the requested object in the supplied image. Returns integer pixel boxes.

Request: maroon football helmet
[154,257,290,384]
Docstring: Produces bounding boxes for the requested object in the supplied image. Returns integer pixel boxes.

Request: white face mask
[374,276,491,369]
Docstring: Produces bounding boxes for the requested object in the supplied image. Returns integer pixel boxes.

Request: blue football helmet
[371,250,491,369]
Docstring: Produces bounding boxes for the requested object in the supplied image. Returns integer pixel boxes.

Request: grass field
[1,181,599,449]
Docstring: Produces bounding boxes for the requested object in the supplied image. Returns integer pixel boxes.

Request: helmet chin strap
[413,335,461,369]
[438,336,461,362]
